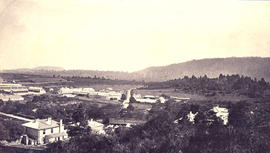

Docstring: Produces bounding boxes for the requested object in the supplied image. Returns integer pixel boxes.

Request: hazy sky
[0,0,270,72]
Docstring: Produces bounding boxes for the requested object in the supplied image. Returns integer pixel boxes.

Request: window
[51,128,53,133]
[43,129,45,134]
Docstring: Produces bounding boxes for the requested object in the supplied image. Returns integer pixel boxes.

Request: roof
[88,119,104,133]
[22,118,60,130]
[136,98,157,103]
[172,97,190,100]
[212,106,228,113]
[144,95,156,98]
[0,94,24,101]
[88,119,104,128]
[0,83,23,87]
[109,118,146,125]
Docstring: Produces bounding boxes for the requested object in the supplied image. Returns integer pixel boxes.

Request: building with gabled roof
[0,93,24,102]
[22,117,68,145]
[0,83,28,94]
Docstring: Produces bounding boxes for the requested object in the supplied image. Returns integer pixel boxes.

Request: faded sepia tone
[0,0,270,71]
[1,1,270,153]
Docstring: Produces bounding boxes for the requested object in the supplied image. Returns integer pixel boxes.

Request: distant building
[0,93,24,102]
[136,95,157,103]
[109,118,146,126]
[0,83,28,94]
[22,117,68,145]
[159,97,166,103]
[171,96,190,102]
[0,83,46,96]
[96,90,122,100]
[187,111,198,124]
[212,106,229,125]
[58,87,95,96]
[28,87,46,95]
[133,94,142,99]
[62,94,76,98]
[88,119,105,135]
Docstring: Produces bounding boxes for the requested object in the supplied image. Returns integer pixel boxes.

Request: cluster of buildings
[87,118,147,135]
[96,88,122,100]
[0,94,24,102]
[58,87,95,97]
[135,95,157,103]
[0,83,28,94]
[183,106,229,125]
[0,83,46,95]
[58,87,122,100]
[134,95,168,104]
[0,82,46,102]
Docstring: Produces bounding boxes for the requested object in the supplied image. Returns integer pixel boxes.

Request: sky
[0,0,270,72]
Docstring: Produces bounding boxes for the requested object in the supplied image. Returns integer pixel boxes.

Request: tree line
[146,74,270,98]
[44,96,270,153]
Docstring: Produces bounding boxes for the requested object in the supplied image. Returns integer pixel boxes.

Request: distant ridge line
[1,57,270,82]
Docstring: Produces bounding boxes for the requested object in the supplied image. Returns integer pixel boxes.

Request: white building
[0,83,46,96]
[159,97,166,103]
[95,90,122,100]
[22,117,68,145]
[0,93,24,102]
[212,106,229,125]
[58,87,96,96]
[88,119,105,135]
[28,87,46,95]
[0,83,28,94]
[187,111,198,124]
[136,95,157,103]
[172,97,190,102]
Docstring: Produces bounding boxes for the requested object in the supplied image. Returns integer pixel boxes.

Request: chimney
[47,117,52,125]
[34,119,39,123]
[59,119,63,133]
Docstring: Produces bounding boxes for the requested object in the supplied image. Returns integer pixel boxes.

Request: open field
[135,88,252,103]
[76,96,121,105]
[0,73,143,88]
[0,73,67,84]
[135,89,206,100]
[80,84,140,91]
[132,103,152,110]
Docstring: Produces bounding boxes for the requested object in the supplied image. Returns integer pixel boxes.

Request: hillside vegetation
[145,74,270,98]
[136,57,270,81]
[2,57,270,82]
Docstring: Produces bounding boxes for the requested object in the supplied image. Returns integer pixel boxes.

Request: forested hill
[135,57,270,82]
[2,57,270,82]
[145,74,270,98]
